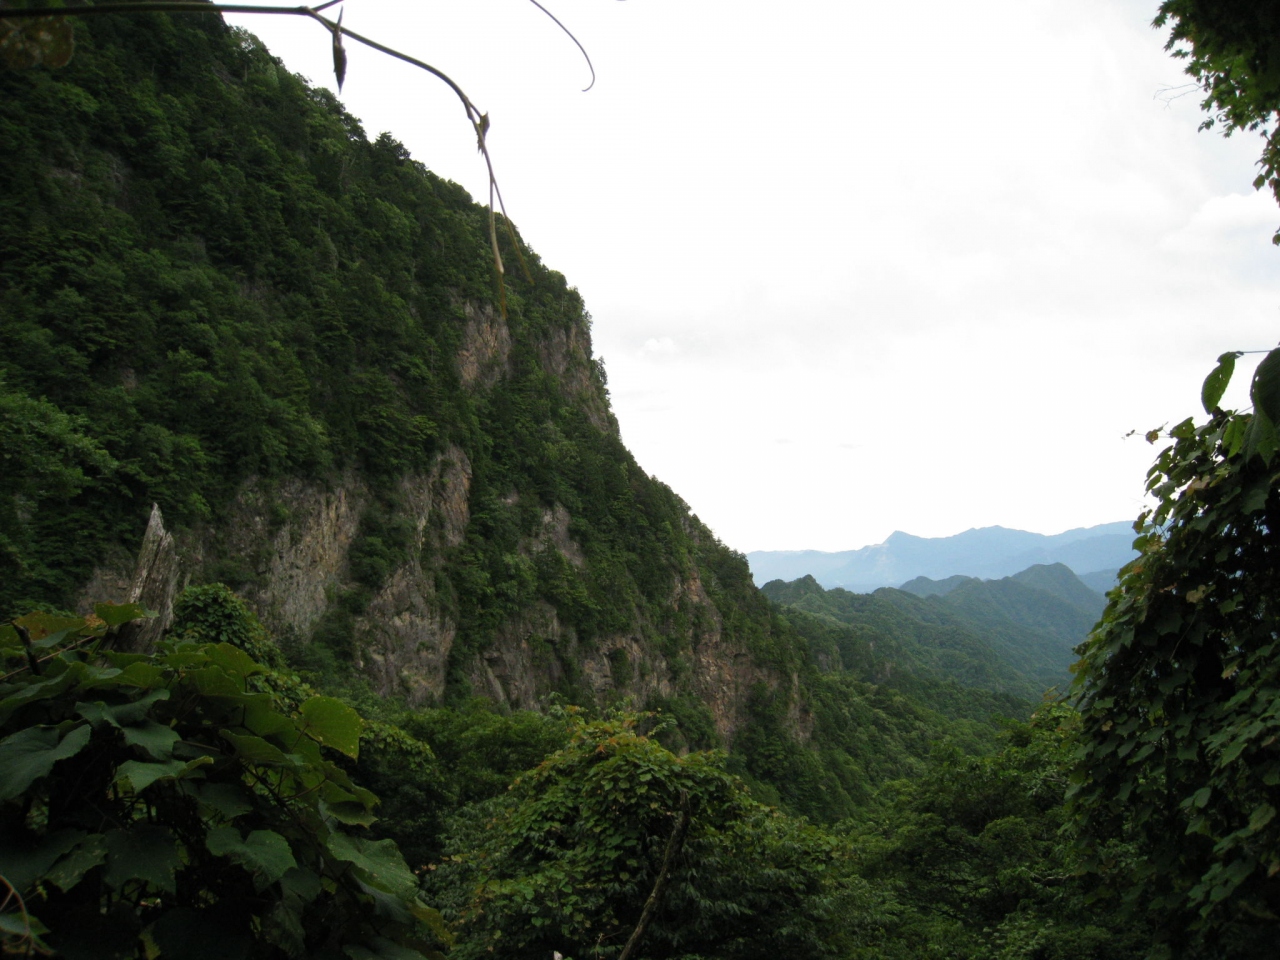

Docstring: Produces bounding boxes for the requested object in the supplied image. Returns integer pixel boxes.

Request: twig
[1,631,101,682]
[617,790,691,960]
[0,873,48,957]
[526,0,594,92]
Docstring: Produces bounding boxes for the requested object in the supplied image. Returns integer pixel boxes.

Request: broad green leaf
[0,829,83,893]
[111,661,166,688]
[93,601,153,628]
[187,781,254,820]
[300,696,363,759]
[1242,474,1271,513]
[325,832,419,900]
[241,694,294,738]
[31,628,77,650]
[1221,736,1249,765]
[1202,352,1241,413]
[1248,803,1276,833]
[44,833,107,892]
[115,757,207,793]
[75,689,169,730]
[1242,408,1280,465]
[100,650,154,668]
[189,666,245,697]
[323,799,377,827]
[1223,415,1248,456]
[409,901,453,945]
[163,649,211,669]
[75,700,123,730]
[280,865,323,905]
[286,735,325,768]
[263,900,306,956]
[0,915,30,937]
[206,642,266,679]
[1250,347,1280,425]
[0,723,91,801]
[104,825,180,893]
[0,665,84,725]
[221,731,289,765]
[0,912,48,938]
[12,611,85,642]
[122,720,180,760]
[207,826,297,889]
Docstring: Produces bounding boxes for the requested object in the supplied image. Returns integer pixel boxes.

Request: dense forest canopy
[1,2,1279,959]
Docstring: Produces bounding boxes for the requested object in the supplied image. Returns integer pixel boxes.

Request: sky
[225,0,1280,553]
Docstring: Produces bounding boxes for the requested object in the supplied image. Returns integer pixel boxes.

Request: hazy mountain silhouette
[748,522,1136,591]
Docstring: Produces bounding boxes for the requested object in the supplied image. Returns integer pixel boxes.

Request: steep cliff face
[1,11,797,740]
[76,405,774,740]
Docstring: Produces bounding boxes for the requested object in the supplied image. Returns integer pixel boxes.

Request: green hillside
[760,566,1098,699]
[0,8,798,731]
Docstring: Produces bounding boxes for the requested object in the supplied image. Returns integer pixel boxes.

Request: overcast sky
[227,0,1280,553]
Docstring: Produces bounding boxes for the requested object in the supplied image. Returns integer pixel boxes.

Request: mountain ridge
[748,521,1137,590]
[761,561,1105,699]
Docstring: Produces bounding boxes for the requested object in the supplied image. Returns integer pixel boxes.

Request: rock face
[457,302,511,391]
[118,504,179,652]
[77,303,786,743]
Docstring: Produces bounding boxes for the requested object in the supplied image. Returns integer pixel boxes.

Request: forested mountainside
[761,562,1103,700]
[0,7,801,742]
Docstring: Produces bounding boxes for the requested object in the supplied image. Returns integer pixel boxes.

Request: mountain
[762,575,1048,700]
[0,11,799,744]
[748,522,1137,590]
[0,10,1053,828]
[762,562,1104,697]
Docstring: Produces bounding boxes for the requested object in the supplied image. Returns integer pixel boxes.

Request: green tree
[847,704,1146,960]
[1155,0,1280,239]
[0,600,447,959]
[1071,348,1280,957]
[0,376,117,615]
[428,710,842,960]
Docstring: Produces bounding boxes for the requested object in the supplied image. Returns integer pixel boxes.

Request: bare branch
[617,791,692,960]
[526,0,595,92]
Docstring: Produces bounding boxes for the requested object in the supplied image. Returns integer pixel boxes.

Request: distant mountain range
[761,562,1107,699]
[747,522,1137,593]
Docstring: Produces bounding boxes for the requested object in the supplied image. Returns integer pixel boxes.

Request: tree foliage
[1156,0,1280,239]
[428,710,842,960]
[846,705,1147,960]
[1071,347,1280,957]
[0,600,445,960]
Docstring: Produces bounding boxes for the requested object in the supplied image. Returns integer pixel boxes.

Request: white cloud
[640,336,679,357]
